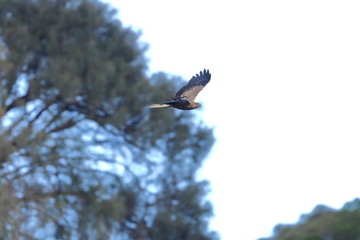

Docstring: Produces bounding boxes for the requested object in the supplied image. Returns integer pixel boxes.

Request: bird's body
[149,69,211,110]
[150,98,199,110]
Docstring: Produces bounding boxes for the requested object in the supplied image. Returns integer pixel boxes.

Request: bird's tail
[149,103,170,109]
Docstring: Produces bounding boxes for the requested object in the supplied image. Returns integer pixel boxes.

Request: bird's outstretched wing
[174,69,211,102]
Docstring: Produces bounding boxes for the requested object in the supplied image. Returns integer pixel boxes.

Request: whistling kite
[149,69,211,110]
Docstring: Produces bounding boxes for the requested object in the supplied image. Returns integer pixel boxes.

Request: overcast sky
[105,1,360,239]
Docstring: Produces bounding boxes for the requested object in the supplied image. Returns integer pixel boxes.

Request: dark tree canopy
[0,0,218,239]
[260,198,360,240]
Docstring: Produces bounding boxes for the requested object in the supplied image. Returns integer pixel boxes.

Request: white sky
[105,1,360,239]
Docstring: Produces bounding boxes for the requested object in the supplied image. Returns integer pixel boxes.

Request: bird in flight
[149,69,211,110]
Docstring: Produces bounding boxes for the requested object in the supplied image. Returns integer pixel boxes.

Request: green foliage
[0,0,217,239]
[261,198,360,240]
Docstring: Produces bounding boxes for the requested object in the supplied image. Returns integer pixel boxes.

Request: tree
[260,198,360,240]
[0,0,218,239]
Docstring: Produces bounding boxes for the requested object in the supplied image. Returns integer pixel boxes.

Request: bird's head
[193,102,201,109]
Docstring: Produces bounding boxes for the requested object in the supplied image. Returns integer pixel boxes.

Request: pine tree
[261,199,360,240]
[0,0,218,239]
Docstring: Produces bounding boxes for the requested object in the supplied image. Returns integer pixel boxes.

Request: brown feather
[174,69,211,102]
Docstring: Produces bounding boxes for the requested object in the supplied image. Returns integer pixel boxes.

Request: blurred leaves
[0,0,217,239]
[261,198,360,240]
